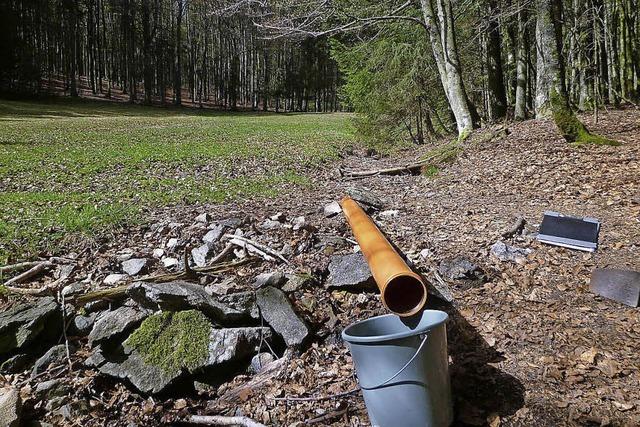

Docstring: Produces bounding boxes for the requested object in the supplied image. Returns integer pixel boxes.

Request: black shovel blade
[590,268,640,307]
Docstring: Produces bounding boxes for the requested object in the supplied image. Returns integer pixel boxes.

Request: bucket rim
[341,310,449,344]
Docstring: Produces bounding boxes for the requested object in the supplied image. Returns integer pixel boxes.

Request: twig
[208,243,234,265]
[184,246,197,279]
[3,261,52,286]
[271,388,360,402]
[141,258,255,283]
[223,234,290,265]
[59,290,73,371]
[305,405,349,424]
[73,284,130,305]
[184,415,266,427]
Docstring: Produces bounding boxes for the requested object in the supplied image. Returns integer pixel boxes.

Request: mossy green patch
[422,164,439,177]
[125,310,212,374]
[550,88,620,146]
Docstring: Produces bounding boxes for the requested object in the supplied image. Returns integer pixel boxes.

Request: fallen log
[339,161,427,178]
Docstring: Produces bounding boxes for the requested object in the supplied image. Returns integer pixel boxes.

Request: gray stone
[86,345,182,395]
[191,243,212,267]
[71,314,96,336]
[35,379,70,402]
[166,238,179,250]
[203,226,225,244]
[87,326,270,395]
[0,387,21,427]
[324,201,342,218]
[253,271,286,288]
[195,213,210,224]
[61,282,84,297]
[292,216,308,232]
[270,212,286,222]
[282,274,314,293]
[249,352,275,374]
[326,253,375,290]
[205,327,271,367]
[0,297,59,355]
[205,278,239,296]
[261,219,282,230]
[347,187,385,210]
[162,257,179,268]
[438,257,485,281]
[490,241,531,263]
[256,287,310,347]
[31,344,69,378]
[127,281,244,324]
[122,258,148,276]
[219,292,259,320]
[88,306,149,347]
[0,354,31,374]
[379,210,399,217]
[219,217,246,229]
[152,248,165,259]
[103,273,128,285]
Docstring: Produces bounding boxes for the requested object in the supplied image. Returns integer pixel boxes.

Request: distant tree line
[0,0,341,111]
[257,0,639,143]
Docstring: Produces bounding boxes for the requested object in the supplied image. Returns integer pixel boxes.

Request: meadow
[0,98,354,263]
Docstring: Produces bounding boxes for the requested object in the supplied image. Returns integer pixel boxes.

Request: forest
[0,0,639,426]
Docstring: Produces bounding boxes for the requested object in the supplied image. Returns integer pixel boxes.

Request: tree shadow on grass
[426,298,525,426]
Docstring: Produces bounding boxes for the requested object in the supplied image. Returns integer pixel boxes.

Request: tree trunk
[485,0,508,121]
[514,2,528,120]
[420,0,478,137]
[174,0,183,106]
[142,0,153,105]
[535,0,618,145]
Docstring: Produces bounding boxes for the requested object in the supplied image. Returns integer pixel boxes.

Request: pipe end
[382,274,428,317]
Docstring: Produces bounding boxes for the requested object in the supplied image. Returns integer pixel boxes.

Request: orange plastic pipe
[340,197,427,317]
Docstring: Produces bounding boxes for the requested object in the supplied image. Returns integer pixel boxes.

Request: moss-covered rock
[126,310,212,374]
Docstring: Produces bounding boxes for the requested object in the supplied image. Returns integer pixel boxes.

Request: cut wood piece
[590,269,640,307]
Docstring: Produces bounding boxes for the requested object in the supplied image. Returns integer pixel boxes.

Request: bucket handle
[359,333,429,390]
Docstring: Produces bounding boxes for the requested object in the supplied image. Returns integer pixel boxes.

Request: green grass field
[0,98,355,263]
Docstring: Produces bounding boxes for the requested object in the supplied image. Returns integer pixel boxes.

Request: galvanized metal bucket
[342,310,453,427]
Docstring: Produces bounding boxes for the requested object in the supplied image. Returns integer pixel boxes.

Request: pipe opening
[383,275,427,316]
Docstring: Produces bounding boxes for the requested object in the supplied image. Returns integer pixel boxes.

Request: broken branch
[223,234,290,265]
[0,261,41,274]
[184,415,266,427]
[2,261,52,286]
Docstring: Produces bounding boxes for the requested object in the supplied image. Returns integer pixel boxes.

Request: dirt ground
[2,108,639,426]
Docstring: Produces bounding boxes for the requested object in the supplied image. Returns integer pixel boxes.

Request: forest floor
[1,101,639,426]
